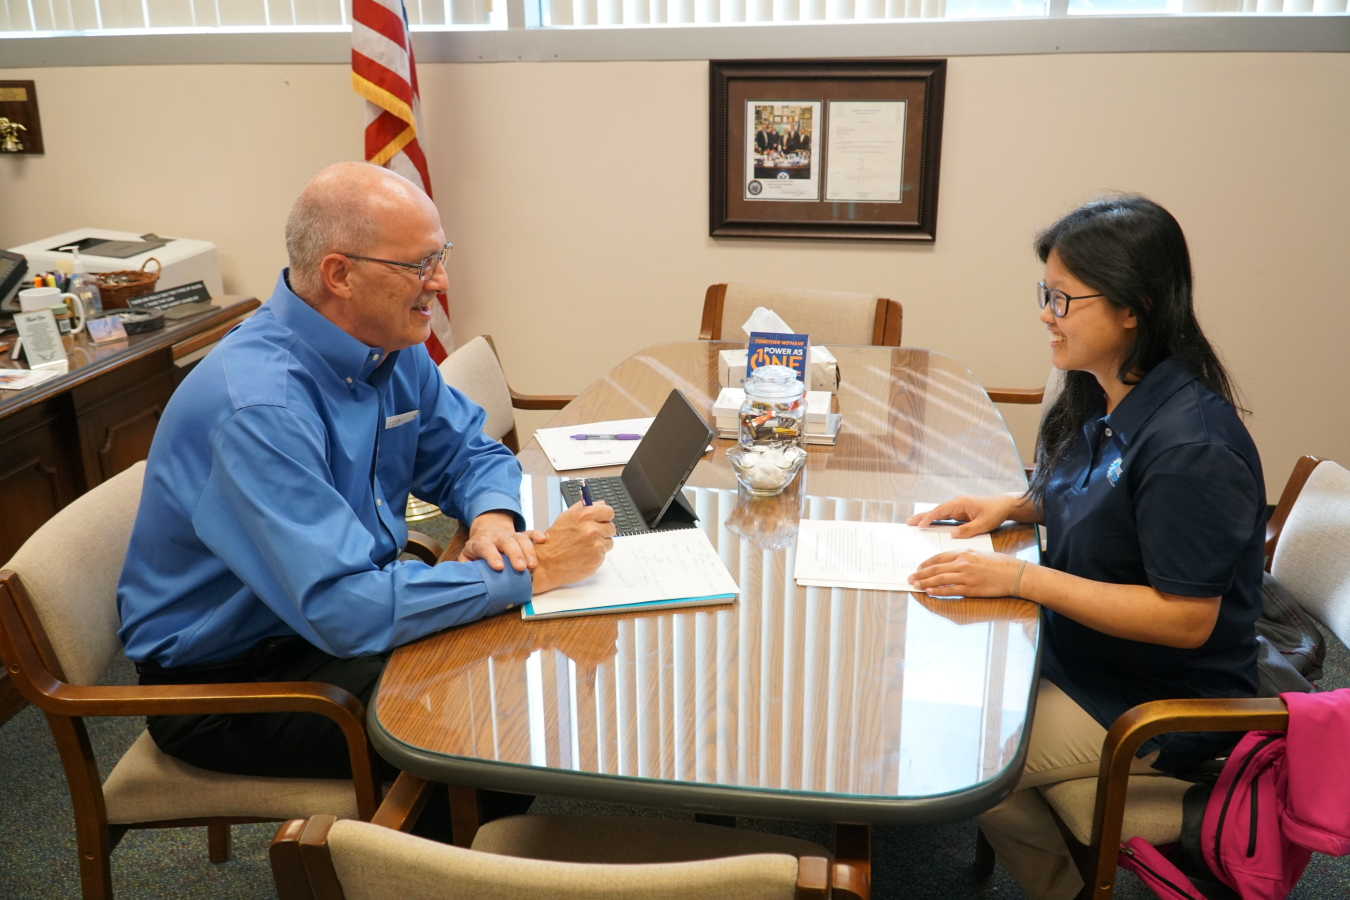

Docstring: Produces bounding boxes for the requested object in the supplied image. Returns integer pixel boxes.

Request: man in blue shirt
[117,162,614,786]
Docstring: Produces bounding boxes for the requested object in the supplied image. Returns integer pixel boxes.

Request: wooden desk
[371,342,1042,840]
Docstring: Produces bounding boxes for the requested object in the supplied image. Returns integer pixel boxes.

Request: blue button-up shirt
[1039,358,1266,770]
[117,271,532,667]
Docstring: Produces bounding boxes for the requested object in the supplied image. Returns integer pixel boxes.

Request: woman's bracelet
[1013,560,1028,599]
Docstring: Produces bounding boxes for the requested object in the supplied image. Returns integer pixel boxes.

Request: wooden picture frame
[710,59,946,242]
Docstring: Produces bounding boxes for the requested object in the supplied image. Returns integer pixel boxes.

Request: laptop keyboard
[561,477,649,535]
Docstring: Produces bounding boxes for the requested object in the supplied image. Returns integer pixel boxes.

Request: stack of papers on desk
[522,528,739,620]
[793,520,994,593]
[534,417,654,471]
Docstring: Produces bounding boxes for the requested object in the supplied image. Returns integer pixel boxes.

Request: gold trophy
[0,118,27,153]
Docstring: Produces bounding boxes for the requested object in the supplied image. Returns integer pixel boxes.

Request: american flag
[351,0,453,363]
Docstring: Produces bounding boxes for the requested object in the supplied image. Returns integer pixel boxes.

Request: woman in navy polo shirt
[908,196,1265,900]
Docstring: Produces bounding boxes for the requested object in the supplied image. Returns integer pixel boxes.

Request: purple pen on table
[569,433,642,440]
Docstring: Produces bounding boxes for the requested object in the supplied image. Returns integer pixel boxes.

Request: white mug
[19,286,85,335]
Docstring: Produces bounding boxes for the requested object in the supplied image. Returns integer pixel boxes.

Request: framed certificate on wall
[710,59,947,242]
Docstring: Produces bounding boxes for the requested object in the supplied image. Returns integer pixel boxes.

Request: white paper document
[825,100,907,203]
[533,418,655,471]
[0,368,61,391]
[793,519,994,593]
[523,528,739,620]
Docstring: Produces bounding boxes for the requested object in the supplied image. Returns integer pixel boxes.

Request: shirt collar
[269,269,391,387]
[1101,357,1196,445]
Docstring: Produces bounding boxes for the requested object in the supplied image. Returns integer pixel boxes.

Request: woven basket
[96,257,161,309]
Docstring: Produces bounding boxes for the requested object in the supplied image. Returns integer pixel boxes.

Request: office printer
[7,228,224,297]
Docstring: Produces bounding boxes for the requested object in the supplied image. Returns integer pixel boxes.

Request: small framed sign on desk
[710,59,946,242]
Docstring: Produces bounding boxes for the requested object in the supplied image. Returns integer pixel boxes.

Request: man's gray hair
[284,163,385,298]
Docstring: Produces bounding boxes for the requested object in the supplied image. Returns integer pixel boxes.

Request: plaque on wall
[710,59,946,242]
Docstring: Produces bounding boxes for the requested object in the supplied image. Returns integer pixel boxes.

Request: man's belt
[135,635,314,685]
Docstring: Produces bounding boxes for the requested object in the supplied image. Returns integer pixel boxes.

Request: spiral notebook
[522,527,738,620]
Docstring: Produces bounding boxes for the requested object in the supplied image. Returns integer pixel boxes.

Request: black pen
[578,478,594,506]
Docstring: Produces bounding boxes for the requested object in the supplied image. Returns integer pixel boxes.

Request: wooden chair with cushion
[271,778,869,900]
[438,334,574,454]
[404,335,577,526]
[976,455,1348,900]
[0,461,383,900]
[700,282,902,347]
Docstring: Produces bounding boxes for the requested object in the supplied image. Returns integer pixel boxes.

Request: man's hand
[530,501,617,595]
[460,511,546,573]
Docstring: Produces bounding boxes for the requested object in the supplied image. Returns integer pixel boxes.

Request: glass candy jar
[729,364,808,497]
[738,365,805,449]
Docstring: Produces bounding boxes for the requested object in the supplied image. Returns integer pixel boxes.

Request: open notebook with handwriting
[521,527,739,620]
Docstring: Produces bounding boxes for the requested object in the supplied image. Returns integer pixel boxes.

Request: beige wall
[1,53,1346,495]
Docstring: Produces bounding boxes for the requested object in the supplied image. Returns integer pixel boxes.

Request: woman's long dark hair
[1028,195,1242,508]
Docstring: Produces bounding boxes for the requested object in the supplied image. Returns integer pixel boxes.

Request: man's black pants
[138,636,532,839]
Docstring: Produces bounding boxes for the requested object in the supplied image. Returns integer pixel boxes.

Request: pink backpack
[1119,730,1312,899]
[1117,686,1350,900]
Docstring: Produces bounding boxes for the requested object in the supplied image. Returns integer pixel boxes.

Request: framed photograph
[710,59,947,242]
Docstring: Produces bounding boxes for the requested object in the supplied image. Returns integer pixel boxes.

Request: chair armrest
[508,387,575,411]
[270,819,316,900]
[985,387,1045,405]
[404,531,444,566]
[832,863,870,900]
[1087,697,1289,899]
[371,772,434,833]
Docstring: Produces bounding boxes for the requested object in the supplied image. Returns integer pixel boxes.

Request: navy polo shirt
[1039,358,1266,771]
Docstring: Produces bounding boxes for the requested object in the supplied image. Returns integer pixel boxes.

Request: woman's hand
[908,550,1027,598]
[906,494,1025,538]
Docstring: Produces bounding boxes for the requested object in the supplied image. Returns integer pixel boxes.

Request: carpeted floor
[3,520,1347,899]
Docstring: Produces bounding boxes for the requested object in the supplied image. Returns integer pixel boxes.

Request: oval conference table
[369,340,1042,874]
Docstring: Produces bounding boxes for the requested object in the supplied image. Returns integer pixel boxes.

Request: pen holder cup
[726,444,807,499]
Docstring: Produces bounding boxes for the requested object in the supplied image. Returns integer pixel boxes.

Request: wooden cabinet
[0,297,258,566]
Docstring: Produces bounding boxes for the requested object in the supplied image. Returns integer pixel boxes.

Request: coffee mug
[19,286,85,335]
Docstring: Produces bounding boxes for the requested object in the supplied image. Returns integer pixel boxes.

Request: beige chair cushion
[1271,460,1350,647]
[438,336,515,442]
[4,461,145,687]
[102,730,364,824]
[471,814,832,864]
[328,818,802,900]
[721,283,881,346]
[1040,775,1191,846]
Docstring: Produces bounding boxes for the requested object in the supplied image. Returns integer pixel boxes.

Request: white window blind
[0,0,497,32]
[0,0,1341,32]
[540,0,1343,22]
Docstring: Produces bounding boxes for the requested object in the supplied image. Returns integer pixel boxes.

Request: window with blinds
[540,0,1344,23]
[0,0,1342,32]
[0,0,497,32]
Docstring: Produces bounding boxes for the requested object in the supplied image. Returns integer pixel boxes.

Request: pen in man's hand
[578,479,594,506]
[570,433,642,440]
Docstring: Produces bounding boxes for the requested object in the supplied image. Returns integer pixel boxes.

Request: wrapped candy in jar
[739,364,805,449]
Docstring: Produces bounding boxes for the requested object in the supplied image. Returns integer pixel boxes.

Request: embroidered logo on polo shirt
[1107,456,1123,486]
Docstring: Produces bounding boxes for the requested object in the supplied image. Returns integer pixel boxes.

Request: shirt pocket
[376,410,421,501]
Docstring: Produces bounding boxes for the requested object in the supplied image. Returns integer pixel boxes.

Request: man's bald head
[284,161,433,299]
